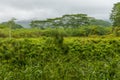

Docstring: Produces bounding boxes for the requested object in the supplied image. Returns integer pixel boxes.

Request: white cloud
[0,0,119,22]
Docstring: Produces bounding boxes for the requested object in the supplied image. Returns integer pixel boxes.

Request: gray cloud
[0,0,119,22]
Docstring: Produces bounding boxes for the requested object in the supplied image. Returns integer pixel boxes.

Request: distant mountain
[15,18,111,28]
[16,20,31,28]
[90,19,112,27]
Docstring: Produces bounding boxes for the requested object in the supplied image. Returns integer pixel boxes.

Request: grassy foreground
[0,37,120,80]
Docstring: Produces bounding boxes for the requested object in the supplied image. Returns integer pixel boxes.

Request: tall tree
[0,18,23,29]
[110,2,120,27]
[30,14,90,29]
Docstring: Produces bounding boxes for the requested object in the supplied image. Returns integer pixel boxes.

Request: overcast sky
[0,0,119,22]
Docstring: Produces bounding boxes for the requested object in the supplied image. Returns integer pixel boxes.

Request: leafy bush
[113,27,120,36]
[1,37,120,79]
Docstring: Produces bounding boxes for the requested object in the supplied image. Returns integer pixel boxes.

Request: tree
[8,18,16,39]
[8,18,23,29]
[61,14,90,28]
[30,14,90,29]
[0,18,23,29]
[110,2,120,27]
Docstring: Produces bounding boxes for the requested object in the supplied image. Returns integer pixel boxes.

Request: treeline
[2,1,120,38]
[0,14,114,38]
[0,14,111,29]
[30,14,111,29]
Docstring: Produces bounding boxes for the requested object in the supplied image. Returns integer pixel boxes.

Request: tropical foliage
[110,2,120,27]
[30,14,111,29]
[1,37,120,80]
[1,2,120,80]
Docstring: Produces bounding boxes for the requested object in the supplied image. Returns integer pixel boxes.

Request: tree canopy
[110,2,120,27]
[30,14,111,29]
[30,14,91,29]
[0,19,23,29]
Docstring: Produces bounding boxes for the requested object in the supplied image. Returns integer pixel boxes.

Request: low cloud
[0,0,119,22]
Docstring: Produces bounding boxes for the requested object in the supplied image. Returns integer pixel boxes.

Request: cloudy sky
[0,0,119,22]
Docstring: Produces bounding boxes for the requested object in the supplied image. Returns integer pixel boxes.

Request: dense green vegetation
[0,16,116,80]
[0,18,23,29]
[1,37,120,80]
[1,2,120,80]
[0,26,112,38]
[110,2,120,27]
[30,14,111,29]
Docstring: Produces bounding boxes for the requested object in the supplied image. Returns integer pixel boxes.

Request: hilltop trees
[61,14,90,28]
[30,14,111,29]
[30,14,91,29]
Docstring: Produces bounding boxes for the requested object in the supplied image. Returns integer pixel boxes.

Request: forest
[1,2,120,80]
